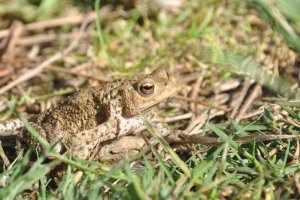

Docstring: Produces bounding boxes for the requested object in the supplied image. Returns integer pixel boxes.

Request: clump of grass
[253,0,300,53]
[2,98,300,198]
[0,0,65,22]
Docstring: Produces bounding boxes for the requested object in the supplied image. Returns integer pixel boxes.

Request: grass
[1,0,300,199]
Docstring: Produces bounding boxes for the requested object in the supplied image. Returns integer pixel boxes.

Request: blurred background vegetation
[0,0,300,199]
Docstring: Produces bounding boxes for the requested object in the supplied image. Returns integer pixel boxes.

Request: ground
[0,0,300,199]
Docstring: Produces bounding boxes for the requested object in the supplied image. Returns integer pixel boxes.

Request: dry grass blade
[230,79,253,118]
[15,32,89,46]
[236,84,262,122]
[180,134,300,145]
[0,140,10,166]
[46,66,111,82]
[0,14,92,95]
[0,12,100,39]
[189,70,206,112]
[174,95,230,112]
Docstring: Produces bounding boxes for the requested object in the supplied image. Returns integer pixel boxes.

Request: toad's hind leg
[16,123,60,157]
[95,136,146,163]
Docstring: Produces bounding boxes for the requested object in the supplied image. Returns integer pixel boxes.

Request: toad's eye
[139,82,155,96]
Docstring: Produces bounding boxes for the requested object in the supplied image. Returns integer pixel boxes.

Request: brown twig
[5,21,25,54]
[295,172,300,195]
[191,144,204,161]
[186,110,225,135]
[264,145,283,158]
[0,21,24,67]
[164,113,193,123]
[236,84,262,122]
[0,14,92,96]
[230,79,253,118]
[46,66,111,82]
[178,134,300,146]
[173,95,231,112]
[189,70,206,112]
[293,139,299,162]
[0,12,98,39]
[281,117,300,129]
[15,32,88,47]
[261,98,300,107]
[238,107,264,120]
[190,70,206,113]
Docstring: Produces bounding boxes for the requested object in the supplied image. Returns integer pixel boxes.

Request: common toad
[14,68,177,160]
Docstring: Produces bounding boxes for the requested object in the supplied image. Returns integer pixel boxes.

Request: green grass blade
[142,118,191,177]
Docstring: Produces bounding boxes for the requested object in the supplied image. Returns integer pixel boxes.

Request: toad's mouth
[140,97,171,111]
[137,90,177,113]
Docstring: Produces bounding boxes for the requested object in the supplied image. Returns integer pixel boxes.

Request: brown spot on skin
[78,147,84,152]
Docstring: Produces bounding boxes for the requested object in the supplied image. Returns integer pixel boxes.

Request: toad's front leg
[68,117,144,160]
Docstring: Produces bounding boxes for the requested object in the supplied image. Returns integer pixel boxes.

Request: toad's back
[37,80,127,141]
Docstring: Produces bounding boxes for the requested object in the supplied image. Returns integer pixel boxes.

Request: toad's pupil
[143,85,153,90]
